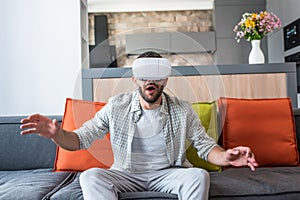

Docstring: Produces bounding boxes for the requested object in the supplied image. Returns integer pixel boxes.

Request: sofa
[1,99,300,200]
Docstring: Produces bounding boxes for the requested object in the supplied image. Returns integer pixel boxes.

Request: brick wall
[89,10,214,67]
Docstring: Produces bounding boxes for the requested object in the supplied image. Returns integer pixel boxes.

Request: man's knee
[193,168,210,180]
[185,168,210,185]
[79,168,106,184]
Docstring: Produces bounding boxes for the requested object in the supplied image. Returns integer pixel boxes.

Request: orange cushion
[53,98,113,172]
[218,97,299,167]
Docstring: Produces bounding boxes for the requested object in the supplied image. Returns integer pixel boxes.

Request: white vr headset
[132,57,172,80]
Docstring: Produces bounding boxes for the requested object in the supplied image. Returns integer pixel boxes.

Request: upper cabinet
[125,31,216,55]
[171,32,216,54]
[126,33,171,55]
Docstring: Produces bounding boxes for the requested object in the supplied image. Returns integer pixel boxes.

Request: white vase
[248,40,265,64]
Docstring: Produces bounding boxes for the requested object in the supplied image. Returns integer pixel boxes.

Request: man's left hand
[226,146,259,171]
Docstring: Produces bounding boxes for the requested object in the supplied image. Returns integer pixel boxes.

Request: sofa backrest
[1,109,300,171]
[0,115,62,170]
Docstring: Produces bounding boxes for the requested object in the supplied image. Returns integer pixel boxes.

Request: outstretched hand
[226,146,258,171]
[20,114,60,139]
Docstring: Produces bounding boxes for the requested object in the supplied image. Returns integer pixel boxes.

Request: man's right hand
[20,114,60,139]
[20,114,80,151]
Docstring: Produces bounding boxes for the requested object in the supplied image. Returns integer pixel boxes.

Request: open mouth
[145,85,157,94]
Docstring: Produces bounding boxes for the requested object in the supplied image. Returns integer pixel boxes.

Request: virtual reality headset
[132,57,172,80]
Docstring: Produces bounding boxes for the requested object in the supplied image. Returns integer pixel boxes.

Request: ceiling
[87,0,214,13]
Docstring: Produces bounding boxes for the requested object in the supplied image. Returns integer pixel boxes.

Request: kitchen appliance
[284,18,300,51]
[284,18,300,107]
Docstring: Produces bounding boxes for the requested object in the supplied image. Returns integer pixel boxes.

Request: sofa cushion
[186,101,221,171]
[54,98,113,172]
[51,172,178,200]
[209,166,300,199]
[218,97,299,166]
[49,172,83,200]
[0,116,61,170]
[0,169,71,200]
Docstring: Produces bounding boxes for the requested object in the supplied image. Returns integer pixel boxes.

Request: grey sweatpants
[79,167,210,200]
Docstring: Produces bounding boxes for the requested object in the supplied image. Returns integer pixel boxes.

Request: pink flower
[237,31,244,38]
[233,11,281,42]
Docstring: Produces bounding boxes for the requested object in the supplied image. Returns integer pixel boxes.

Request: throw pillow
[218,97,299,167]
[53,98,113,172]
[186,101,222,171]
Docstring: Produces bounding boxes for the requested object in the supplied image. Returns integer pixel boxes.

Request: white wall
[0,0,82,116]
[267,0,300,62]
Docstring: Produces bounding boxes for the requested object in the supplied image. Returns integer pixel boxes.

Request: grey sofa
[1,110,300,200]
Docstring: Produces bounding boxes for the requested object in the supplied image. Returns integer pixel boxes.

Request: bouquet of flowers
[233,11,281,42]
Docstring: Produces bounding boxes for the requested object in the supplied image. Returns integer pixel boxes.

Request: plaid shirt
[75,90,218,172]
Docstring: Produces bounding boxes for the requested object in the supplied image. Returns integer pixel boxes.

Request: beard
[138,83,165,104]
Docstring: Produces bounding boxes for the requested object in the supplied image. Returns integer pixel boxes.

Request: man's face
[135,79,167,104]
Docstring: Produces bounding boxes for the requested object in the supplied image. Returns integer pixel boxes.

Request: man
[20,51,258,200]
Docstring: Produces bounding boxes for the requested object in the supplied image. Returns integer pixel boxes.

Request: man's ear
[132,76,138,87]
[163,78,168,86]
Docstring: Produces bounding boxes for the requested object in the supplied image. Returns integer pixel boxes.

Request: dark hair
[137,51,162,58]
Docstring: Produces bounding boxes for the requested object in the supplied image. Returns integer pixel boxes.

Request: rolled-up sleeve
[74,103,110,149]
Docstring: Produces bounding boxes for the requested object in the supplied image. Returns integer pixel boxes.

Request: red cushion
[53,98,113,172]
[218,97,299,166]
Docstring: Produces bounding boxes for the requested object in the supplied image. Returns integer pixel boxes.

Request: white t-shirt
[131,106,170,173]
